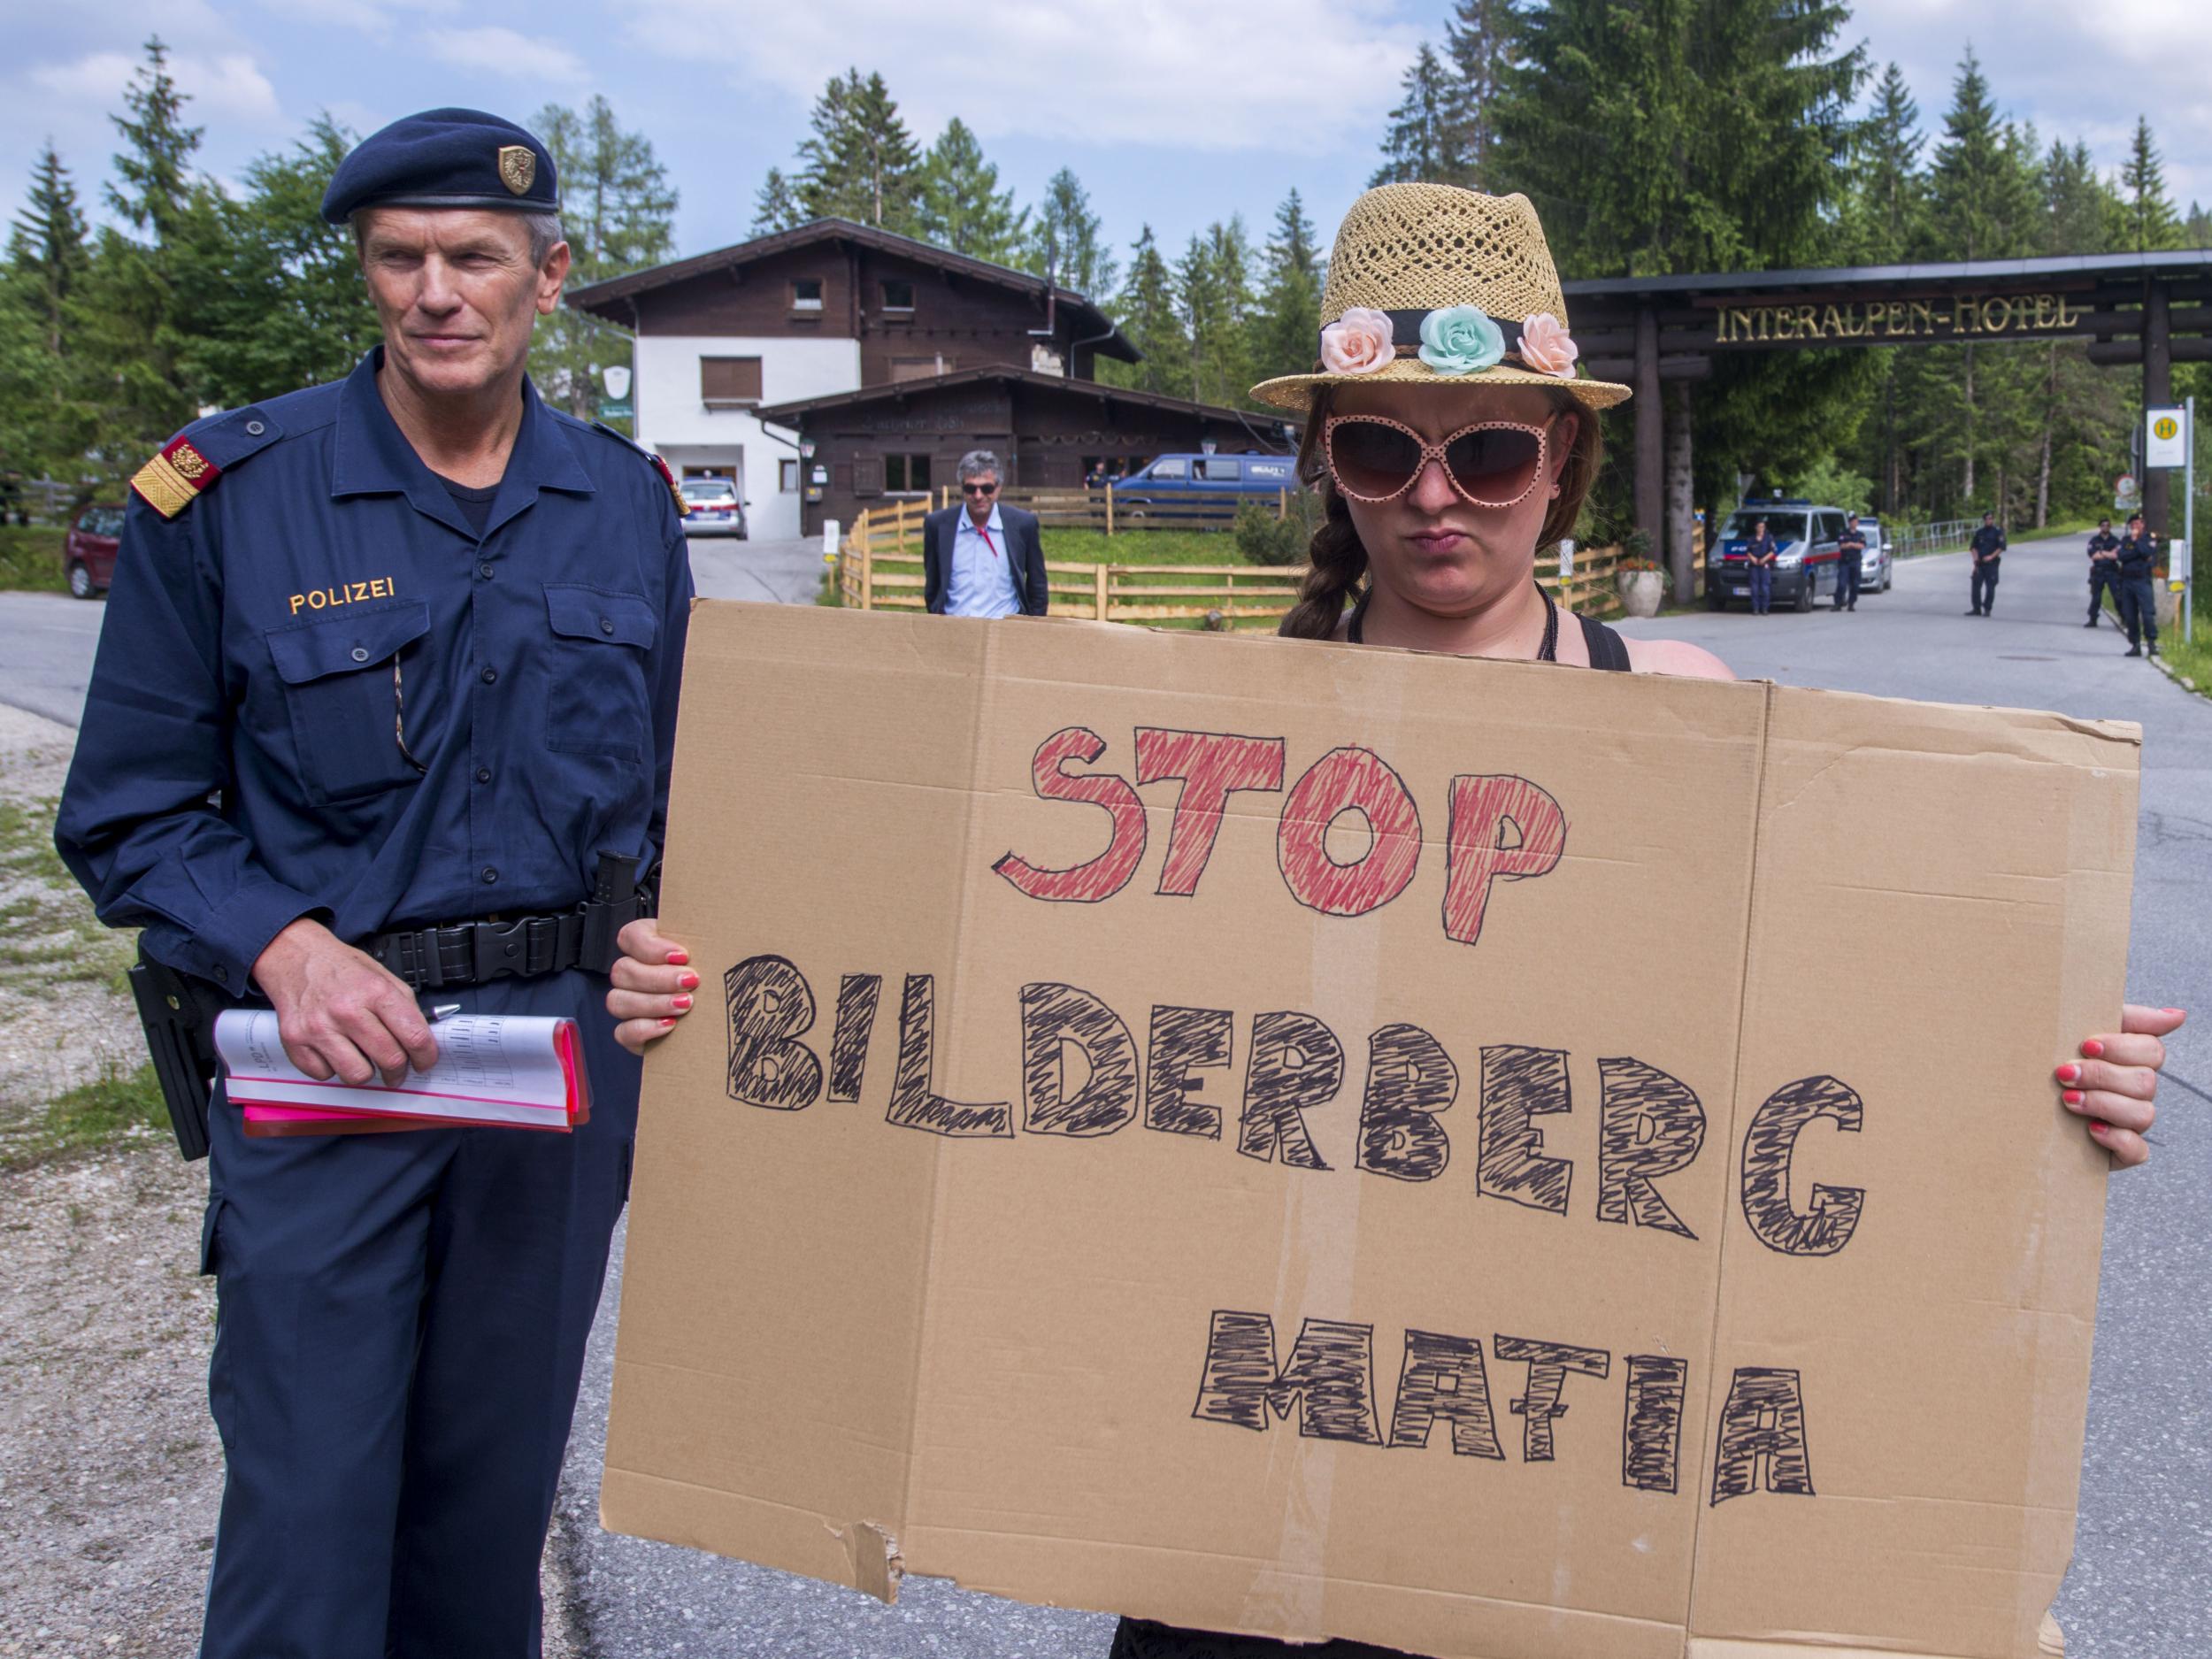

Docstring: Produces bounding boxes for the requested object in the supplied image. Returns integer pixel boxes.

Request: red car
[64,503,125,599]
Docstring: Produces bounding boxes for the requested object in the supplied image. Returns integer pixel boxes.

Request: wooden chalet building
[565,218,1293,540]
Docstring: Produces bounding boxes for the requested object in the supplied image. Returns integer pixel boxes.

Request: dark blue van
[1117,452,1299,512]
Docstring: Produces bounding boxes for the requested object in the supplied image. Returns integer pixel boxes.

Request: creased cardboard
[603,601,2138,1659]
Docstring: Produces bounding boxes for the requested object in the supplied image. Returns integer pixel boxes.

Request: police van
[1707,501,1849,611]
[1116,452,1299,512]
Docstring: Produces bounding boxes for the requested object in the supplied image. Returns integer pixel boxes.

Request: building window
[779,458,800,493]
[791,278,823,312]
[890,355,954,382]
[880,279,915,313]
[882,453,932,495]
[700,356,763,407]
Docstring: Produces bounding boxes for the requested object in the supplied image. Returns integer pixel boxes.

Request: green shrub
[1234,495,1319,567]
[0,526,66,594]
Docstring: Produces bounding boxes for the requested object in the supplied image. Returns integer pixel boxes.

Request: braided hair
[1277,385,1606,640]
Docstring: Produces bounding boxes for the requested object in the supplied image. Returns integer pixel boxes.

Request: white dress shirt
[946,503,1021,618]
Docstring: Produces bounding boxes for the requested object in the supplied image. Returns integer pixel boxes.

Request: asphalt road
[4,530,2202,1655]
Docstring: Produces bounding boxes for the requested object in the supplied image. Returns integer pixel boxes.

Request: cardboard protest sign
[604,602,2138,1659]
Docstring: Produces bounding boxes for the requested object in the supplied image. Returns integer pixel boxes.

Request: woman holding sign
[604,184,2181,1659]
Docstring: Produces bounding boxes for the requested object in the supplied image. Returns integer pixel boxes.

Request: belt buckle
[471,918,532,984]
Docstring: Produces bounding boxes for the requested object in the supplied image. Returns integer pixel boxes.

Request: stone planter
[1617,568,1665,619]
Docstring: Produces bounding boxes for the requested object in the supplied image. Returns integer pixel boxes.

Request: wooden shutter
[699,356,764,404]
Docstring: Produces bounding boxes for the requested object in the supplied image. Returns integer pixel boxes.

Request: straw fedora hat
[1250,183,1630,413]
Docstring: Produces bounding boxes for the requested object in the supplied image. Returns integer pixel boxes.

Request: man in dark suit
[924,449,1048,617]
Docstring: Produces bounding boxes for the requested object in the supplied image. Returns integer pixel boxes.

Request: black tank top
[1344,584,1632,671]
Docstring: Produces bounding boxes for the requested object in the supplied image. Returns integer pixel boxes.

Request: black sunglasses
[962,481,999,496]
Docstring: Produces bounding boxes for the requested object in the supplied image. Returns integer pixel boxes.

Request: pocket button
[599,616,615,635]
[350,647,369,663]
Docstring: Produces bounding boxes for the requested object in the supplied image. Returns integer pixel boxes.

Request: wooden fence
[926,484,1268,534]
[836,502,1696,629]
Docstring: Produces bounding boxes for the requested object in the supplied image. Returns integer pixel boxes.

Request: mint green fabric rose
[1417,304,1507,375]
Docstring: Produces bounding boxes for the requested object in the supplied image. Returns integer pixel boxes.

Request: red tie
[977,523,1000,558]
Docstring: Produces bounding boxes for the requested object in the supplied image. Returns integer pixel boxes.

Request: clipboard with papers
[215,1009,590,1135]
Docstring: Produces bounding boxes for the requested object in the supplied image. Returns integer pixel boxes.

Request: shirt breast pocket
[264,600,433,804]
[543,584,657,764]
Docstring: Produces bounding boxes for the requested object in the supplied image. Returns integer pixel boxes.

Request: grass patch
[0,526,68,594]
[0,794,137,994]
[1041,527,1248,566]
[1,1061,169,1171]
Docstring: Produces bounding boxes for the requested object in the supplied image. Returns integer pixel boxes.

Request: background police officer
[2085,517,2122,626]
[1832,512,1867,611]
[1967,510,2006,616]
[54,109,693,1658]
[2115,511,2160,657]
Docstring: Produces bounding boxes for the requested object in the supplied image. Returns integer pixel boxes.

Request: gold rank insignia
[498,144,535,196]
[130,435,220,519]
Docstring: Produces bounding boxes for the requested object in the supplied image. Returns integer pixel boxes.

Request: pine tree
[1371,44,1472,188]
[915,119,1026,265]
[2039,139,2113,256]
[1492,0,1861,276]
[1252,190,1325,383]
[7,142,90,357]
[526,96,679,418]
[752,167,805,236]
[1442,0,1516,188]
[2185,202,2212,247]
[1100,226,1190,399]
[1927,50,2032,262]
[1025,169,1117,299]
[78,36,210,470]
[2117,116,2182,253]
[1177,219,1256,408]
[795,70,922,233]
[1841,64,1924,265]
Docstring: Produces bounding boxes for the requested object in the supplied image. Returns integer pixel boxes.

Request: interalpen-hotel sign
[1712,293,2089,344]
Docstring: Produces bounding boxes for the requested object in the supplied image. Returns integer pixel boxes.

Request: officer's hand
[252,918,441,1087]
[2057,1005,2185,1170]
[609,919,696,1055]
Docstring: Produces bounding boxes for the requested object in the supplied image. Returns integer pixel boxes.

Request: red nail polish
[668,949,689,966]
[680,971,700,991]
[2063,1089,2083,1105]
[2081,1039,2105,1058]
[672,995,693,1010]
[2056,1064,2079,1083]
[2088,1121,2109,1139]
[659,1017,677,1027]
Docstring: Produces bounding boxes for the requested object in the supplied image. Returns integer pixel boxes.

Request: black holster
[126,948,234,1162]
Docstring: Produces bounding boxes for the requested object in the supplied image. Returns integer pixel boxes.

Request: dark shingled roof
[565,217,1138,364]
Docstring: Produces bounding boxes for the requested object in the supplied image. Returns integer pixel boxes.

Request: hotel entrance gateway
[1565,250,2212,600]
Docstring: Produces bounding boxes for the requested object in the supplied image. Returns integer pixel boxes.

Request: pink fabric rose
[1517,312,1579,378]
[1319,307,1395,375]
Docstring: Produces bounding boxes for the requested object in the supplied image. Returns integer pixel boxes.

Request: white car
[680,477,748,538]
[1855,515,1893,593]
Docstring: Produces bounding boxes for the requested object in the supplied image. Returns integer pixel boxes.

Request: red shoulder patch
[648,451,686,516]
[130,435,222,519]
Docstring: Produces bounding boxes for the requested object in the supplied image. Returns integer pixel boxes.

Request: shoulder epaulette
[130,406,286,520]
[592,419,687,516]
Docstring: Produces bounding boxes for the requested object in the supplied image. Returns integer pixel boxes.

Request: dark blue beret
[321,108,560,225]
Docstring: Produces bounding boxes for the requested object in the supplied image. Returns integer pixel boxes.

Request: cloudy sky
[4,0,2207,284]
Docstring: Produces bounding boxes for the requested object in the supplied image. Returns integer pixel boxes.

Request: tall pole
[1634,303,1662,565]
[2143,280,2173,541]
[2187,394,2197,647]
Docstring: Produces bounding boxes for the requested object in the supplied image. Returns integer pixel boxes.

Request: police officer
[2085,517,2122,626]
[1967,510,2005,616]
[53,110,693,1658]
[1832,512,1867,611]
[2115,511,2160,657]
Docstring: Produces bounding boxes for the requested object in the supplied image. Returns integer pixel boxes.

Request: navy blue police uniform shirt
[2117,533,2156,580]
[1971,525,2006,560]
[55,348,694,997]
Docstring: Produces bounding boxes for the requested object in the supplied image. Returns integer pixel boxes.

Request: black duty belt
[365,851,649,991]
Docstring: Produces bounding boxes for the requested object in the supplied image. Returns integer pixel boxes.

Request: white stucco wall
[634,335,860,541]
